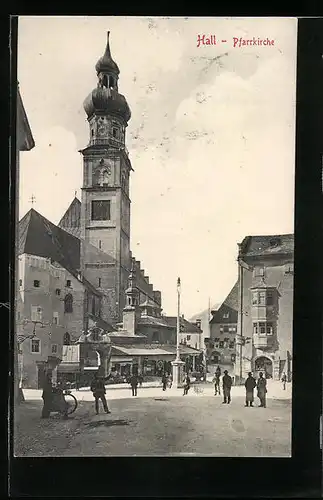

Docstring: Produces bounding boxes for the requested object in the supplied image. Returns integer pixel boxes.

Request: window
[219,341,224,348]
[253,323,258,334]
[266,291,274,305]
[92,296,96,316]
[231,354,236,363]
[51,344,58,354]
[63,332,71,345]
[64,294,73,313]
[266,323,273,335]
[112,127,119,139]
[223,325,229,333]
[33,280,40,288]
[91,200,111,221]
[19,279,22,287]
[259,291,266,306]
[99,240,102,249]
[229,341,235,349]
[66,280,71,287]
[214,338,220,343]
[223,313,229,319]
[219,326,223,332]
[254,267,265,277]
[31,306,42,322]
[31,339,40,353]
[259,322,266,335]
[17,311,20,320]
[91,129,94,137]
[252,291,258,305]
[109,76,115,88]
[53,312,59,325]
[98,278,101,287]
[195,343,197,349]
[187,335,191,341]
[55,288,61,296]
[224,337,229,343]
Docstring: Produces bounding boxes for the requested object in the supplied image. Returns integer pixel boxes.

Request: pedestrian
[216,365,221,378]
[222,370,232,404]
[41,372,53,418]
[183,374,191,395]
[162,373,168,391]
[130,373,139,396]
[90,372,111,415]
[244,372,256,407]
[257,372,267,408]
[212,372,221,396]
[281,372,287,390]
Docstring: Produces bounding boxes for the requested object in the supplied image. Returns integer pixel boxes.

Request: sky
[17,16,297,318]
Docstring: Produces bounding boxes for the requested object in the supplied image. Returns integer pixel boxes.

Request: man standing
[257,372,267,407]
[244,372,256,407]
[222,370,232,404]
[183,373,191,395]
[130,373,139,396]
[213,371,221,396]
[281,372,287,390]
[41,372,53,418]
[162,373,168,391]
[90,372,111,415]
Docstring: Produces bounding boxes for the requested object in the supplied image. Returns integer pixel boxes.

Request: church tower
[80,32,132,322]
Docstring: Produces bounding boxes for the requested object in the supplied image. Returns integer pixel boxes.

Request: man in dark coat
[257,372,267,407]
[222,370,232,404]
[41,372,53,418]
[90,372,111,414]
[183,374,191,395]
[162,373,168,391]
[244,372,256,407]
[130,373,139,396]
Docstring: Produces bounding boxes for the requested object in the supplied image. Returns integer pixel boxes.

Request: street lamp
[171,277,185,389]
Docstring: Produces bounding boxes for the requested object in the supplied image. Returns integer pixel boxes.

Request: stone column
[171,358,185,389]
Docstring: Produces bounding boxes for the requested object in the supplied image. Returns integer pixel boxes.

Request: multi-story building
[205,282,238,375]
[234,234,294,383]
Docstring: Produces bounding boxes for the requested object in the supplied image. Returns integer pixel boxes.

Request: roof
[164,316,202,334]
[111,343,200,357]
[58,197,81,238]
[137,315,170,328]
[222,281,239,311]
[239,234,294,258]
[17,87,35,151]
[87,313,116,332]
[18,209,102,297]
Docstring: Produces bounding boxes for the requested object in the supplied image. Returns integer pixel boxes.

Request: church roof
[18,208,102,297]
[19,208,81,273]
[58,197,81,238]
[137,315,170,328]
[95,31,120,75]
[222,281,239,311]
[239,234,294,258]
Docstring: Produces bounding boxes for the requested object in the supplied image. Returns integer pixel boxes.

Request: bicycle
[50,387,78,415]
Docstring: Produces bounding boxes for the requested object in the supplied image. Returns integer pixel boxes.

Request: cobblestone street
[14,383,291,457]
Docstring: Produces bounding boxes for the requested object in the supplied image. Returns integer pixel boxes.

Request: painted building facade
[234,234,294,383]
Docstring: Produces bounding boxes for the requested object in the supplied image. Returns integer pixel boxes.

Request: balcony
[253,334,273,349]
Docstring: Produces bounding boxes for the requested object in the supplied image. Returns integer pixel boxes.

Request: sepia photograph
[14,16,297,458]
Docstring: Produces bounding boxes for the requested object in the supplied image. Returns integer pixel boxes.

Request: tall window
[259,291,266,305]
[219,341,224,348]
[266,291,274,305]
[91,200,111,221]
[53,312,59,325]
[64,294,73,313]
[31,306,42,322]
[31,339,40,353]
[223,313,229,319]
[66,280,71,287]
[229,341,235,349]
[51,344,58,354]
[223,325,229,333]
[63,332,71,345]
[98,278,101,288]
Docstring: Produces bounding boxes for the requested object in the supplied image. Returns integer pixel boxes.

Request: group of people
[212,366,268,408]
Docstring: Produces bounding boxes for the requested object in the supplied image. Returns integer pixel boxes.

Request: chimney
[122,307,140,336]
[195,318,202,329]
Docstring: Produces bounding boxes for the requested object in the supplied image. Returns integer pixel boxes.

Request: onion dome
[83,87,131,122]
[95,31,120,75]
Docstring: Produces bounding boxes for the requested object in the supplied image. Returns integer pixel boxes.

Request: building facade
[234,234,294,383]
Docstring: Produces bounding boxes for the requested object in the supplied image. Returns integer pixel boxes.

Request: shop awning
[57,363,81,373]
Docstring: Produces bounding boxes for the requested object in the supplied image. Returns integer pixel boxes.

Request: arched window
[63,332,71,345]
[64,293,73,313]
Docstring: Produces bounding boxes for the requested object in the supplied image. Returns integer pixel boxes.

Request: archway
[210,351,221,365]
[255,356,273,379]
